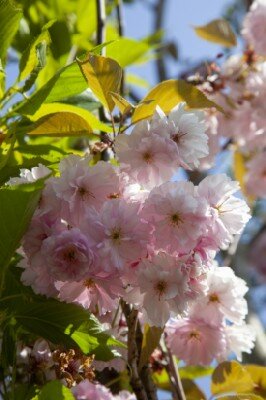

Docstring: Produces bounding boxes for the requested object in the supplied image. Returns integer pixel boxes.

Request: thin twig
[153,0,168,82]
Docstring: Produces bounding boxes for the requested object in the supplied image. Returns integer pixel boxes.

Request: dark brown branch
[121,302,148,400]
[165,340,186,400]
[96,0,106,48]
[153,0,168,82]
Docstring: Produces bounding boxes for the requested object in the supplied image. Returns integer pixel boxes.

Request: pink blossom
[72,380,113,400]
[55,274,123,315]
[41,228,96,281]
[166,103,209,168]
[246,152,266,198]
[114,116,178,188]
[223,324,255,361]
[197,174,250,248]
[242,0,266,55]
[84,199,149,271]
[248,230,266,277]
[6,164,51,185]
[31,339,54,368]
[193,266,248,325]
[142,181,207,253]
[54,155,120,223]
[133,252,188,327]
[166,316,226,365]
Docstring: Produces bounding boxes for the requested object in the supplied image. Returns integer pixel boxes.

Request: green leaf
[194,18,237,47]
[2,286,124,360]
[77,0,97,38]
[0,0,22,64]
[211,361,254,396]
[32,381,75,400]
[132,79,222,123]
[138,324,163,371]
[106,38,151,67]
[0,182,43,270]
[77,53,122,112]
[153,368,171,391]
[181,379,206,400]
[16,62,88,115]
[19,24,52,81]
[179,365,214,380]
[0,59,5,99]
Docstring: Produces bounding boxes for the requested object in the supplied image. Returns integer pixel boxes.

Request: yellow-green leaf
[138,324,163,371]
[245,365,266,398]
[218,395,263,400]
[28,112,94,137]
[153,368,171,391]
[132,79,222,123]
[77,54,122,112]
[211,361,254,396]
[181,379,206,400]
[29,103,112,133]
[109,92,134,115]
[194,18,237,48]
[179,365,214,380]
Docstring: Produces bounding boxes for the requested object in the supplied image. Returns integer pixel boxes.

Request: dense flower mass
[11,102,254,368]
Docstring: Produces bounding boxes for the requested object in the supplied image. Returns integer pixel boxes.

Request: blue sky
[124,0,237,91]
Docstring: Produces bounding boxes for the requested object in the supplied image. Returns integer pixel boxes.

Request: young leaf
[77,53,122,112]
[211,361,254,396]
[217,396,263,400]
[132,79,222,123]
[31,380,75,400]
[153,368,171,391]
[179,365,214,380]
[16,62,88,115]
[0,182,43,270]
[181,379,206,400]
[109,92,134,115]
[0,0,22,64]
[194,18,237,47]
[138,324,163,371]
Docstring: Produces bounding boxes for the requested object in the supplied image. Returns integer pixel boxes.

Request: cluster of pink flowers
[72,380,136,400]
[197,0,266,198]
[10,102,254,366]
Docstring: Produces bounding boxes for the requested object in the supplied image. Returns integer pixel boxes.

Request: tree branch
[153,0,168,82]
[121,302,148,400]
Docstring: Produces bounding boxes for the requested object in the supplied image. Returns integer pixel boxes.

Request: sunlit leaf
[27,112,94,137]
[132,79,222,123]
[194,18,237,47]
[0,0,22,64]
[109,92,133,115]
[211,361,254,396]
[30,103,112,133]
[153,368,171,391]
[32,380,74,400]
[179,365,214,380]
[126,73,150,89]
[181,379,206,400]
[218,395,263,400]
[138,324,163,371]
[77,53,122,112]
[245,365,266,398]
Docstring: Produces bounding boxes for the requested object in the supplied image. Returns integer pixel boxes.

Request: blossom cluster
[197,0,266,198]
[10,102,254,368]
